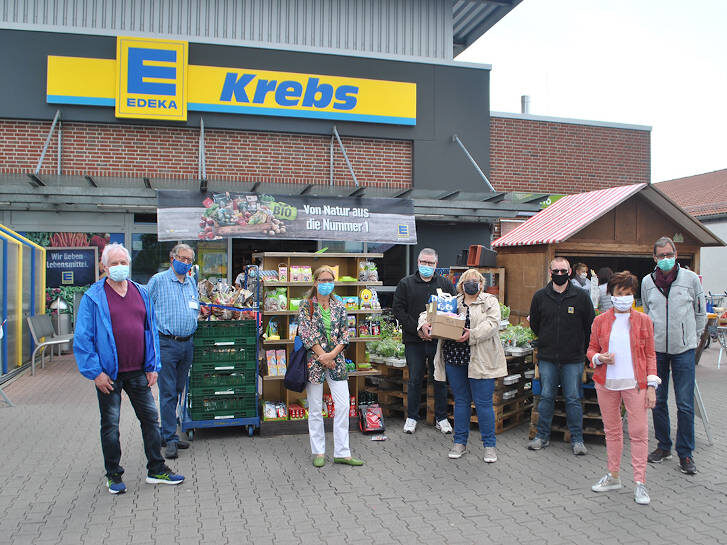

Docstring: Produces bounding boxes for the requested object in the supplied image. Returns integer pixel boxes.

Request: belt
[159,332,193,342]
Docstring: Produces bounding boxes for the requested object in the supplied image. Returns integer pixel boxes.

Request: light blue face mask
[317,282,334,296]
[108,264,130,282]
[657,257,676,271]
[418,265,435,278]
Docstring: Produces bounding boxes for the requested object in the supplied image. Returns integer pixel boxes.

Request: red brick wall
[0,119,412,189]
[490,115,650,194]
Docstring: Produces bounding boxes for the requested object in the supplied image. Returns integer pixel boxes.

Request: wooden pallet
[496,408,530,434]
[528,424,606,443]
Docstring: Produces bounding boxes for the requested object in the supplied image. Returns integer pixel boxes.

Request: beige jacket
[418,292,508,381]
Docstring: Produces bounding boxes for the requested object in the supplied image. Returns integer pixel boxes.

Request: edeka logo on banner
[46,36,416,125]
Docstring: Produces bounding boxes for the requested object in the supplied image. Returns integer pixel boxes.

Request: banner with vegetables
[157,190,417,244]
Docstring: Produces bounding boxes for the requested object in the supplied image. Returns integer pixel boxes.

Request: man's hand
[317,351,337,369]
[94,372,114,394]
[645,386,656,409]
[419,323,432,341]
[146,371,158,388]
[598,352,615,365]
[456,329,470,343]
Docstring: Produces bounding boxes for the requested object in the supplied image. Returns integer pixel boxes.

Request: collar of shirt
[166,266,190,284]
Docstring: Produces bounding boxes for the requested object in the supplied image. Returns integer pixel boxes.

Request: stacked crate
[188,320,258,421]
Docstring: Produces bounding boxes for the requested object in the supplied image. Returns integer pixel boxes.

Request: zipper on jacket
[665,298,669,353]
[682,323,686,346]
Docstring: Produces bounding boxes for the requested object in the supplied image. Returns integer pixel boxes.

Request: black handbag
[283,336,308,393]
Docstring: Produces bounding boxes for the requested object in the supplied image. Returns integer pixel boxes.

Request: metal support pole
[329,134,335,186]
[452,134,495,192]
[332,126,359,187]
[57,119,62,175]
[199,118,207,181]
[35,110,61,176]
[694,380,713,445]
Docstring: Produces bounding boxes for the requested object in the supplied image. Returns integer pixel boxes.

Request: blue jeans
[96,371,165,478]
[158,337,193,444]
[653,350,695,458]
[446,364,496,447]
[536,360,583,444]
[405,342,447,421]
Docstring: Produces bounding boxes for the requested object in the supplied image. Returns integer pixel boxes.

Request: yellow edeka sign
[47,36,416,125]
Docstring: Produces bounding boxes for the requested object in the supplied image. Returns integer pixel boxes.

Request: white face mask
[611,295,634,312]
[579,273,587,279]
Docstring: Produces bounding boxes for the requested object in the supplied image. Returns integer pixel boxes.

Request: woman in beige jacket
[418,269,507,462]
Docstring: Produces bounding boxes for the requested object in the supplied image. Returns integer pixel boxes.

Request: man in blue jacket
[74,243,184,494]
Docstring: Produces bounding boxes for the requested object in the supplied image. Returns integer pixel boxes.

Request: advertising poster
[157,190,417,245]
[46,247,99,288]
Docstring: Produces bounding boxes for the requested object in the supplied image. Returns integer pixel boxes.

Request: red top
[587,309,657,390]
[104,281,146,373]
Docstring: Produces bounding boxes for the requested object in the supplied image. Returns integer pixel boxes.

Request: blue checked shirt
[146,267,199,337]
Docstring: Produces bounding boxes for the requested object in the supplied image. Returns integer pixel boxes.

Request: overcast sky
[456,0,727,183]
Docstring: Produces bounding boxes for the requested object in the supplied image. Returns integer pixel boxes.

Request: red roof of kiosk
[492,183,647,247]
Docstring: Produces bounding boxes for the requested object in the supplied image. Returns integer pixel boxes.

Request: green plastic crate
[195,320,257,340]
[189,371,252,389]
[193,338,256,362]
[191,358,257,374]
[189,383,256,397]
[188,395,258,420]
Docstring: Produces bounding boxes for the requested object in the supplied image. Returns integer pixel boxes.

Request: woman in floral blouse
[298,265,363,468]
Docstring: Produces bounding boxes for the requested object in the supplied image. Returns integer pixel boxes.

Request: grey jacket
[641,266,706,355]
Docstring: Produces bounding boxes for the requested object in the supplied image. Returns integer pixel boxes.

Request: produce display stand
[253,252,383,434]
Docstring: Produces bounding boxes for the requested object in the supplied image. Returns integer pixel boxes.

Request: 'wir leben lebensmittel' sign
[157,191,417,245]
[46,247,99,288]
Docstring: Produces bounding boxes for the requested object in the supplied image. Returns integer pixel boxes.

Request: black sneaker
[647,447,672,463]
[679,457,697,475]
[161,440,190,449]
[164,442,178,459]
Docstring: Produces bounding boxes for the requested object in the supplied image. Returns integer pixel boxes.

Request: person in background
[393,248,457,435]
[74,243,184,494]
[642,237,706,475]
[298,266,363,468]
[234,269,246,288]
[527,257,595,455]
[597,267,614,312]
[587,271,659,505]
[418,269,507,462]
[147,243,199,460]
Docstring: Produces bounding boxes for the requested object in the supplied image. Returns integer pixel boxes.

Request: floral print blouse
[298,296,350,383]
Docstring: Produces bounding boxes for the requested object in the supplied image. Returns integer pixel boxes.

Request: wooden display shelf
[263,369,381,381]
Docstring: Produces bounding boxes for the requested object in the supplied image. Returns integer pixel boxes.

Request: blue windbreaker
[73,278,161,380]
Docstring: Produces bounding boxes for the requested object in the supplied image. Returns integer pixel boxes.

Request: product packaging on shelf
[289,320,298,339]
[276,349,287,375]
[266,350,278,376]
[264,288,288,311]
[278,264,288,282]
[342,296,358,310]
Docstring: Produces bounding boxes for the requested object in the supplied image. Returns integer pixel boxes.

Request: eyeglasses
[175,255,194,264]
[551,269,568,275]
[419,260,436,266]
[655,252,675,259]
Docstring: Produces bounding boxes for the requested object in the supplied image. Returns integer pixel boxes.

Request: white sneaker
[403,418,417,434]
[435,418,453,434]
[591,473,623,492]
[448,443,466,459]
[483,447,497,463]
[634,482,651,505]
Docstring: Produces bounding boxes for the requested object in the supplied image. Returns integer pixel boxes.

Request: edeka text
[126,98,179,109]
[220,74,358,110]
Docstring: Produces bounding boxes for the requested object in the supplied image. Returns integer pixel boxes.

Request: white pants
[306,371,351,458]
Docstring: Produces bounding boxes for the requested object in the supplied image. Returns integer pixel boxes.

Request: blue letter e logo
[127,48,177,95]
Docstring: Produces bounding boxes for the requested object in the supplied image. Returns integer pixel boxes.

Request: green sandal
[313,455,326,468]
[333,457,364,466]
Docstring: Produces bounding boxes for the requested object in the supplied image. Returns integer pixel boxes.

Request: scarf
[654,265,678,294]
[572,274,586,287]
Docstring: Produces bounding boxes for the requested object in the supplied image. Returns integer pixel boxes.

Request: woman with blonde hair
[298,265,363,468]
[418,268,508,462]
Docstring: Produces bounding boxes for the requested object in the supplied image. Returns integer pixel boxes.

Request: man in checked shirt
[147,243,200,459]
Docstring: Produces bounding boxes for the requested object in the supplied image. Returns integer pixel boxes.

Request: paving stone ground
[1,347,726,545]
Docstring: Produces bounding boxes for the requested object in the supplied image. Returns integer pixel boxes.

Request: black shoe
[647,447,672,463]
[164,442,178,459]
[176,440,190,449]
[680,457,697,475]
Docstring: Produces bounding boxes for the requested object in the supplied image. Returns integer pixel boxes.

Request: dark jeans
[405,341,447,421]
[96,370,165,478]
[536,360,584,444]
[446,364,496,447]
[158,337,194,444]
[653,350,695,459]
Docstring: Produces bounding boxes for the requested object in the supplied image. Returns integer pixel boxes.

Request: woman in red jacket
[587,271,660,505]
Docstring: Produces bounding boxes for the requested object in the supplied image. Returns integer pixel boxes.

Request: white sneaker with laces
[448,443,466,459]
[483,447,497,463]
[634,482,651,505]
[403,418,417,434]
[591,473,623,492]
[435,418,453,434]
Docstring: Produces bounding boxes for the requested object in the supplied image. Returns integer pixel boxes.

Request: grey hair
[101,243,131,266]
[170,243,195,261]
[550,257,570,269]
[653,236,676,256]
[418,248,438,261]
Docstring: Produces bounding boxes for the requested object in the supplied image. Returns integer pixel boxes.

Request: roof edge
[491,111,652,132]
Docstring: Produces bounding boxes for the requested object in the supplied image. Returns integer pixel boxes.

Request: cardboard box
[426,303,466,341]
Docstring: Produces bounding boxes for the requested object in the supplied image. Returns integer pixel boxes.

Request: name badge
[189,300,199,310]
[568,306,575,314]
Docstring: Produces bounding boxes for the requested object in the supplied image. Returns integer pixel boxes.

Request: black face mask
[551,274,569,286]
[463,281,480,295]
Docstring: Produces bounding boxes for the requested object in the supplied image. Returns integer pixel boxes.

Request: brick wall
[489,115,651,194]
[0,119,412,189]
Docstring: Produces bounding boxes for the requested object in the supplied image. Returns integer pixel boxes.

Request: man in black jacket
[527,257,595,455]
[393,248,456,434]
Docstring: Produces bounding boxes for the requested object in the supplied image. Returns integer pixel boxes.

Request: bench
[26,314,74,376]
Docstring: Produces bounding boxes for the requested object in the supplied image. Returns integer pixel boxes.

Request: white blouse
[604,312,637,390]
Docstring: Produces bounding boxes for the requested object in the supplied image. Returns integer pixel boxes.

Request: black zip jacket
[529,281,595,364]
[393,272,457,344]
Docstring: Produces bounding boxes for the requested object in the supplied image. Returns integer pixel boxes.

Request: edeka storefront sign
[46,247,99,288]
[157,191,417,245]
[46,36,417,125]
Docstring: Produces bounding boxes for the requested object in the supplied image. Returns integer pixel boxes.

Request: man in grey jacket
[642,237,706,475]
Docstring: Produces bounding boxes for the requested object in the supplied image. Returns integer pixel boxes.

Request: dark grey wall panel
[409,221,492,270]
